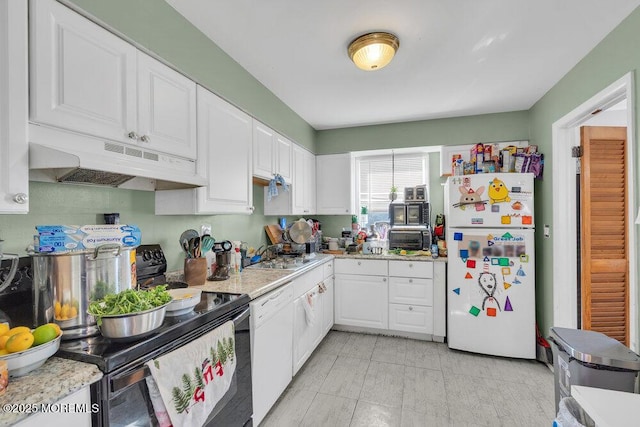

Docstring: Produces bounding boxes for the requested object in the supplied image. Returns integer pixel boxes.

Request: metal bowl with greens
[87,286,172,341]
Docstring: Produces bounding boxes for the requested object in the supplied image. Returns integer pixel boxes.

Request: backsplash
[0,182,275,271]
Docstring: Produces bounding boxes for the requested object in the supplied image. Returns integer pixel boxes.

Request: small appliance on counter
[388,226,432,251]
[209,240,233,281]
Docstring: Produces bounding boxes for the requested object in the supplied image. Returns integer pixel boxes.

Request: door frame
[551,71,638,352]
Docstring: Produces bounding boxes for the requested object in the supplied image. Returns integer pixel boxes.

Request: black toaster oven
[388,227,431,251]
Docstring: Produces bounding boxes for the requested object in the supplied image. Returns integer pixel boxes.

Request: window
[356,151,428,226]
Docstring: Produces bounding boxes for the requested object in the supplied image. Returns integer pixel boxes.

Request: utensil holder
[184,257,207,286]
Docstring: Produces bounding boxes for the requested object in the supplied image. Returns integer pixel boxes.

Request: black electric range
[57,290,249,373]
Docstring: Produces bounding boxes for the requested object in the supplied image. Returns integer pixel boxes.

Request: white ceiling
[166,0,640,130]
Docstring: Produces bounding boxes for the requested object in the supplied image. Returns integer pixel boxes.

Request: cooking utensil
[31,244,136,340]
[182,239,191,257]
[200,235,215,254]
[250,245,265,263]
[288,219,312,244]
[94,301,170,342]
[191,236,201,258]
[179,229,199,251]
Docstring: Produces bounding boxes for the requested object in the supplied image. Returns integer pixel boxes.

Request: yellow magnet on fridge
[501,216,511,224]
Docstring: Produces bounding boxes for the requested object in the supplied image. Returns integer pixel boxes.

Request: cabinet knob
[409,279,413,283]
[409,263,413,268]
[140,134,151,143]
[127,131,139,140]
[409,306,413,311]
[13,193,27,204]
[357,261,361,266]
[383,278,387,282]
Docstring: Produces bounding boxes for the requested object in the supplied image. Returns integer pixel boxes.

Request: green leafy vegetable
[88,285,172,317]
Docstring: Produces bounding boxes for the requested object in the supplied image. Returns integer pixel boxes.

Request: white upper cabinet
[0,0,28,213]
[252,121,292,183]
[155,86,253,214]
[316,153,354,215]
[291,144,315,215]
[30,0,196,159]
[136,52,197,159]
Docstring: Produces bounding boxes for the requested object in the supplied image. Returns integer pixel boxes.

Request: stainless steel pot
[32,244,136,339]
[95,301,169,342]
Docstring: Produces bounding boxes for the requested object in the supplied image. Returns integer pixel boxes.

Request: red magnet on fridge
[522,216,533,225]
[465,272,473,279]
[466,259,476,268]
[486,307,497,317]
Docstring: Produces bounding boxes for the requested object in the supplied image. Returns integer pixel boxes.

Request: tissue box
[35,224,142,253]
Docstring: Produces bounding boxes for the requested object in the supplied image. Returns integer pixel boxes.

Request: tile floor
[261,331,555,427]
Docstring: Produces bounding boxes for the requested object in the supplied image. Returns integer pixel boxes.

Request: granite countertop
[331,252,448,262]
[172,252,446,299]
[172,254,335,300]
[0,357,103,426]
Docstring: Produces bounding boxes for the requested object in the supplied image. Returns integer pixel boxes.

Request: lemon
[0,349,8,356]
[54,301,61,317]
[400,250,407,255]
[0,335,9,349]
[32,324,58,346]
[4,326,31,338]
[0,324,9,336]
[5,331,34,353]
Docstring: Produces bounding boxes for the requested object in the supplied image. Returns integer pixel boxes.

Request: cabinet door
[388,260,433,278]
[196,86,253,214]
[275,133,293,183]
[292,290,322,375]
[389,303,433,334]
[316,154,353,215]
[253,121,275,180]
[137,52,196,159]
[334,274,388,329]
[304,149,316,214]
[30,0,137,144]
[291,144,306,214]
[389,277,433,306]
[0,0,28,213]
[321,277,334,336]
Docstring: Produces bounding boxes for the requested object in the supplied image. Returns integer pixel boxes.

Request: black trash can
[549,327,640,413]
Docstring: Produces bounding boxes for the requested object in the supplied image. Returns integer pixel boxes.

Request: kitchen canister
[184,257,208,286]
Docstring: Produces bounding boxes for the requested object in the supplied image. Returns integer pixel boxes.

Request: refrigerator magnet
[466,259,476,268]
[505,296,514,311]
[459,249,469,258]
[520,254,529,262]
[453,288,461,295]
[465,272,473,279]
[504,282,512,290]
[469,306,481,317]
[453,232,463,241]
[501,267,511,275]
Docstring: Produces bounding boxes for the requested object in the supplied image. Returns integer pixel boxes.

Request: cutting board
[264,224,283,245]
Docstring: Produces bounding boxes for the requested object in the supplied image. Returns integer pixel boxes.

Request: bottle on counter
[234,248,242,273]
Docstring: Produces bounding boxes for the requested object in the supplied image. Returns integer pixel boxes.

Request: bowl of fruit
[0,323,63,377]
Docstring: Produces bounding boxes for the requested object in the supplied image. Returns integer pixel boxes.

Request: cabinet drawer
[293,265,323,298]
[389,277,433,306]
[323,260,334,279]
[389,303,433,334]
[334,258,388,276]
[388,260,433,278]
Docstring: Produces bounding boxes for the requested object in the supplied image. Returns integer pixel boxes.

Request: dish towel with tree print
[146,320,236,427]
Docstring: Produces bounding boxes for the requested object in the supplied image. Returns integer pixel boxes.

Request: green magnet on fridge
[469,306,481,317]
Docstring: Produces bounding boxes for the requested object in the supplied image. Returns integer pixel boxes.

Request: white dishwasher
[250,282,294,426]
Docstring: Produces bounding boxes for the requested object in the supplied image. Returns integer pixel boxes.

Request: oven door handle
[110,306,250,393]
[111,365,151,393]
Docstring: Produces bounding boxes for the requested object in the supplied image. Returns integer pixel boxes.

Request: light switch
[544,225,550,238]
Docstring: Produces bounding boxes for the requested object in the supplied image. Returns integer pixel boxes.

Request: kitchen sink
[246,255,320,271]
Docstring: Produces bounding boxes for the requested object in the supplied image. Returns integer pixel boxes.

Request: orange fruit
[54,301,61,317]
[4,326,31,337]
[0,335,9,349]
[32,324,58,346]
[5,331,34,353]
[0,324,9,336]
[0,349,9,356]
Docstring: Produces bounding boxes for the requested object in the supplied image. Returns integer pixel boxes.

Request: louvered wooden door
[580,126,628,345]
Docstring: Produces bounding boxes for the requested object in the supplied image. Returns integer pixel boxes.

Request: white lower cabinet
[334,258,445,341]
[15,386,92,427]
[334,274,388,329]
[389,303,433,334]
[293,287,322,375]
[320,276,334,336]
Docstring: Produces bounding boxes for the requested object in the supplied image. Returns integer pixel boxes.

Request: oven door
[389,204,406,227]
[94,306,252,427]
[406,204,424,225]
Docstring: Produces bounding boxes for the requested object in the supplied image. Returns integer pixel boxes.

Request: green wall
[314,111,531,237]
[529,6,640,341]
[0,183,279,271]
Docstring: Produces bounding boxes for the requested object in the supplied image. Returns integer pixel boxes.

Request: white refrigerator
[445,173,536,358]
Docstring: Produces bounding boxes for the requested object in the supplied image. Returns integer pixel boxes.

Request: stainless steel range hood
[28,125,208,191]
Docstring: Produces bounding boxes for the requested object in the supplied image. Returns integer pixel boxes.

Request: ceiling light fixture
[348,32,399,71]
